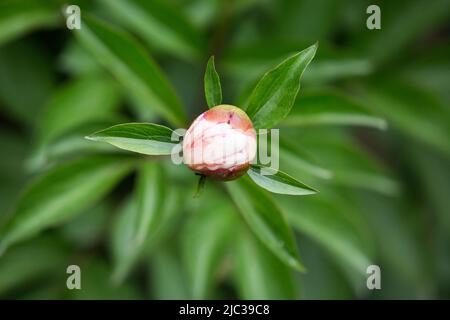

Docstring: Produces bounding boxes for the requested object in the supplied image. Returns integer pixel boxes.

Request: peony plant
[86,45,319,198]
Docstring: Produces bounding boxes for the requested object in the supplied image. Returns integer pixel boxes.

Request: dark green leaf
[98,0,205,60]
[204,56,222,108]
[0,40,54,125]
[364,79,450,158]
[246,43,317,129]
[0,0,58,46]
[363,0,450,65]
[0,155,134,253]
[248,164,318,195]
[73,14,187,127]
[234,229,297,299]
[282,89,387,130]
[135,162,166,244]
[39,75,121,144]
[226,177,304,271]
[86,123,179,155]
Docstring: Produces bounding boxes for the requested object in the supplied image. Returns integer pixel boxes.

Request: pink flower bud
[183,104,257,180]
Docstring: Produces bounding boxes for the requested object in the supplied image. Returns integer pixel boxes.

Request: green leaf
[0,236,67,295]
[39,75,121,144]
[204,56,222,108]
[363,0,450,65]
[279,194,374,276]
[282,89,387,130]
[279,138,333,180]
[292,128,400,195]
[110,197,139,283]
[149,248,189,299]
[0,155,134,253]
[0,40,54,125]
[29,117,128,170]
[86,123,179,156]
[134,162,166,244]
[68,259,141,299]
[182,196,237,299]
[111,185,183,284]
[98,0,205,60]
[247,164,318,195]
[234,229,297,299]
[73,14,187,127]
[225,176,304,271]
[0,0,58,46]
[246,43,317,129]
[364,79,450,158]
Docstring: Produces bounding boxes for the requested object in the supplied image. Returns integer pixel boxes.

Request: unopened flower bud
[183,104,257,180]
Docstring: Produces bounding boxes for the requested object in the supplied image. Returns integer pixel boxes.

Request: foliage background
[0,0,449,299]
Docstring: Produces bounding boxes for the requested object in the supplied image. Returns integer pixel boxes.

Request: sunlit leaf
[247,164,318,195]
[86,123,178,156]
[226,177,304,271]
[204,56,222,108]
[246,44,317,129]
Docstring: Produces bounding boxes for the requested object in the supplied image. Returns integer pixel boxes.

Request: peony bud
[183,104,257,180]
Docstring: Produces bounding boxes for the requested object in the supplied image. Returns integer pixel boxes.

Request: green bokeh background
[0,0,449,299]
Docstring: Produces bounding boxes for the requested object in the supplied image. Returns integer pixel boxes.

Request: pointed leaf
[72,14,187,127]
[86,123,179,156]
[204,56,222,108]
[0,155,134,253]
[246,43,317,129]
[225,176,304,271]
[248,164,318,195]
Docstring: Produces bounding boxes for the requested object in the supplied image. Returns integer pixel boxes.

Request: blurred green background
[0,0,449,299]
